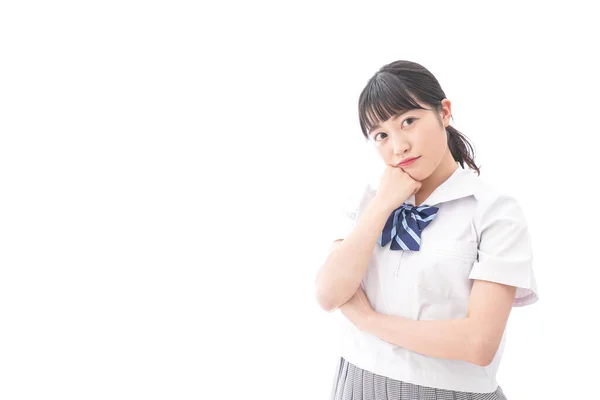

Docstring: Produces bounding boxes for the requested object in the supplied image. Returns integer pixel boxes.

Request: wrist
[371,195,399,215]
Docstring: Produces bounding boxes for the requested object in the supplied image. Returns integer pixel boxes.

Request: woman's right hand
[373,165,422,213]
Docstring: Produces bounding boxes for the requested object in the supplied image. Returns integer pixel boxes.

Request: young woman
[315,60,539,400]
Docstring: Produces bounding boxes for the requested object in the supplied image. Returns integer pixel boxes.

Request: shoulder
[333,177,377,219]
[338,172,379,209]
[468,172,528,229]
[351,182,378,213]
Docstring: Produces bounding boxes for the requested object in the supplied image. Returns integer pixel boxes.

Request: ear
[440,99,452,127]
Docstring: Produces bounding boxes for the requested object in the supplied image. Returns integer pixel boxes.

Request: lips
[397,156,420,167]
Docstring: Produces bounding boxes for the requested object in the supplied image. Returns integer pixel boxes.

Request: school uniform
[328,163,539,400]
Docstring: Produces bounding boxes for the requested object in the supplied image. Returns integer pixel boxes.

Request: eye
[402,117,416,128]
[373,132,387,141]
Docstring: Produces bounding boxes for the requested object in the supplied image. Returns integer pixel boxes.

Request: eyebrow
[368,110,410,136]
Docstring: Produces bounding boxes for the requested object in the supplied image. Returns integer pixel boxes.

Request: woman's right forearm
[315,197,393,312]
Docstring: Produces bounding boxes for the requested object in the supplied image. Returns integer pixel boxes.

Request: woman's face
[367,99,452,181]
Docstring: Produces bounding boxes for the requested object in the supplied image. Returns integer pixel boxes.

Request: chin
[412,159,438,180]
[402,167,424,181]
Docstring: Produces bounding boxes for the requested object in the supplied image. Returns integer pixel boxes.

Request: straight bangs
[358,72,428,138]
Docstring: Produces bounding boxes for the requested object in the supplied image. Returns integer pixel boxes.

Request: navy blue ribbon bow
[378,204,439,251]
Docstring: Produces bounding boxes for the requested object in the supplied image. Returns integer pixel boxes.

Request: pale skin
[336,99,517,367]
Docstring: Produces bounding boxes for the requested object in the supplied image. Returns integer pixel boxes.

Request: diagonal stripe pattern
[378,203,439,251]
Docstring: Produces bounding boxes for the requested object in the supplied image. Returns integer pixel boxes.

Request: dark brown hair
[358,60,480,175]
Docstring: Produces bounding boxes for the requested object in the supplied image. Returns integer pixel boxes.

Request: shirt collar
[404,163,479,207]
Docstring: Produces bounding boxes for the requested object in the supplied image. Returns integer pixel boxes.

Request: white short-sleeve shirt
[330,163,539,393]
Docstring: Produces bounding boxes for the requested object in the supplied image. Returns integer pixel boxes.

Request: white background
[1,1,598,399]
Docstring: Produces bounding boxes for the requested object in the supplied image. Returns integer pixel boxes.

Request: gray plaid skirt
[330,357,508,400]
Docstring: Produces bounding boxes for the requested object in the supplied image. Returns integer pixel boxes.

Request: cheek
[414,132,447,174]
[419,129,447,158]
[375,146,392,163]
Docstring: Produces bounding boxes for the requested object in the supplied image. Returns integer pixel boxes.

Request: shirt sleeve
[468,195,539,307]
[329,182,367,243]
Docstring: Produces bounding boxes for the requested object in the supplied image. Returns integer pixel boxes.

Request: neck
[415,151,459,206]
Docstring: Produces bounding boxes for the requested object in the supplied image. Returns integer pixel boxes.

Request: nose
[392,132,410,155]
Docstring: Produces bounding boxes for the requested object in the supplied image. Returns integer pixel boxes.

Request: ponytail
[446,125,480,175]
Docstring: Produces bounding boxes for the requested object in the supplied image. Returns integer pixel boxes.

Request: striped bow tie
[378,204,439,251]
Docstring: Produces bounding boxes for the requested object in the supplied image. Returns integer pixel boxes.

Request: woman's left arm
[340,280,516,366]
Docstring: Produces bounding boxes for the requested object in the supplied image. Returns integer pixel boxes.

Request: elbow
[315,278,352,312]
[317,297,336,313]
[314,285,339,312]
[470,337,500,367]
[472,353,494,368]
[314,270,334,312]
[314,270,358,312]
